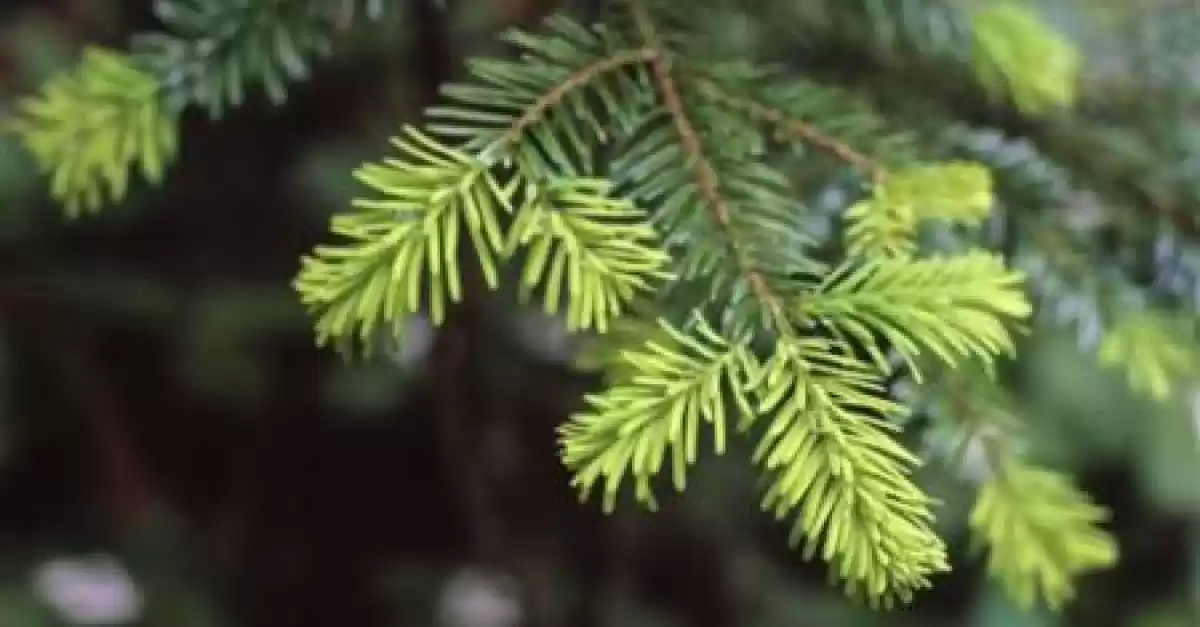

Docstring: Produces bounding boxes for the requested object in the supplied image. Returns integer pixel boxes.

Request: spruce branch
[503,177,673,332]
[913,372,1119,611]
[626,0,789,328]
[558,316,758,512]
[293,125,510,351]
[970,455,1118,611]
[749,337,949,607]
[5,48,179,216]
[802,251,1031,382]
[497,47,658,149]
[843,162,995,259]
[693,76,885,180]
[1097,310,1197,402]
[683,68,997,261]
[426,15,656,175]
[297,14,674,352]
[132,0,336,116]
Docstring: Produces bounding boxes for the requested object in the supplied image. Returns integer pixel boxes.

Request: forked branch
[499,47,657,146]
[694,77,887,180]
[626,0,789,324]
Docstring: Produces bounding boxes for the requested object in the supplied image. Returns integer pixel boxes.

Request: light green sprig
[845,162,994,259]
[749,337,950,608]
[1097,311,1197,402]
[970,458,1119,611]
[6,48,178,216]
[971,2,1083,114]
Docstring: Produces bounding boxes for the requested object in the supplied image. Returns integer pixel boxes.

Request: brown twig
[626,0,788,323]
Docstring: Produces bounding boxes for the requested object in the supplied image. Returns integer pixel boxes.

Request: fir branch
[558,317,758,512]
[497,47,657,149]
[298,14,675,353]
[801,251,1031,381]
[749,337,949,607]
[792,3,1200,243]
[426,15,656,175]
[132,0,338,116]
[1097,310,1197,402]
[504,177,673,332]
[911,372,1118,611]
[684,70,996,261]
[5,48,179,216]
[626,0,789,326]
[843,162,994,259]
[970,456,1119,611]
[292,125,510,351]
[693,76,885,180]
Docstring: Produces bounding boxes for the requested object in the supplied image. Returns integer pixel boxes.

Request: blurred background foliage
[0,1,1197,626]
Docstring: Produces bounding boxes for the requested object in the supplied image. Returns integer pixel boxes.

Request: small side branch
[626,0,787,321]
[500,47,657,146]
[693,76,886,181]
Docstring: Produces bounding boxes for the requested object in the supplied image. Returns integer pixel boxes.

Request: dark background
[0,1,1196,626]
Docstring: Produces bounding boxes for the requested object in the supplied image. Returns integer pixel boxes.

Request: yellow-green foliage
[6,48,178,216]
[292,126,672,353]
[971,2,1082,114]
[293,126,511,347]
[970,458,1119,610]
[804,252,1030,381]
[6,2,1132,614]
[918,373,1119,611]
[750,337,948,606]
[5,0,389,216]
[289,8,1116,611]
[844,162,993,258]
[559,317,757,511]
[503,178,674,331]
[1098,311,1197,401]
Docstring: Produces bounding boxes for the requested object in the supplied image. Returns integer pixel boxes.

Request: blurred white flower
[436,568,522,627]
[33,554,143,625]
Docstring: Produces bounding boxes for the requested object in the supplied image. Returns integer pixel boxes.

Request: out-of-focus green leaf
[972,583,1061,627]
[1098,312,1196,403]
[321,359,412,416]
[971,2,1082,114]
[1023,332,1142,466]
[1136,399,1200,515]
[1129,599,1200,627]
[7,47,179,215]
[0,136,42,241]
[177,285,308,407]
[0,585,55,627]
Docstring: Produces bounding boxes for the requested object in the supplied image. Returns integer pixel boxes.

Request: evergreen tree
[6,0,1199,615]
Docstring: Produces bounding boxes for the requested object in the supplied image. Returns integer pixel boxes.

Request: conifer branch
[627,0,788,325]
[429,15,655,175]
[6,48,179,215]
[914,372,1118,611]
[497,47,657,149]
[694,77,886,180]
[749,338,950,606]
[963,425,1117,611]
